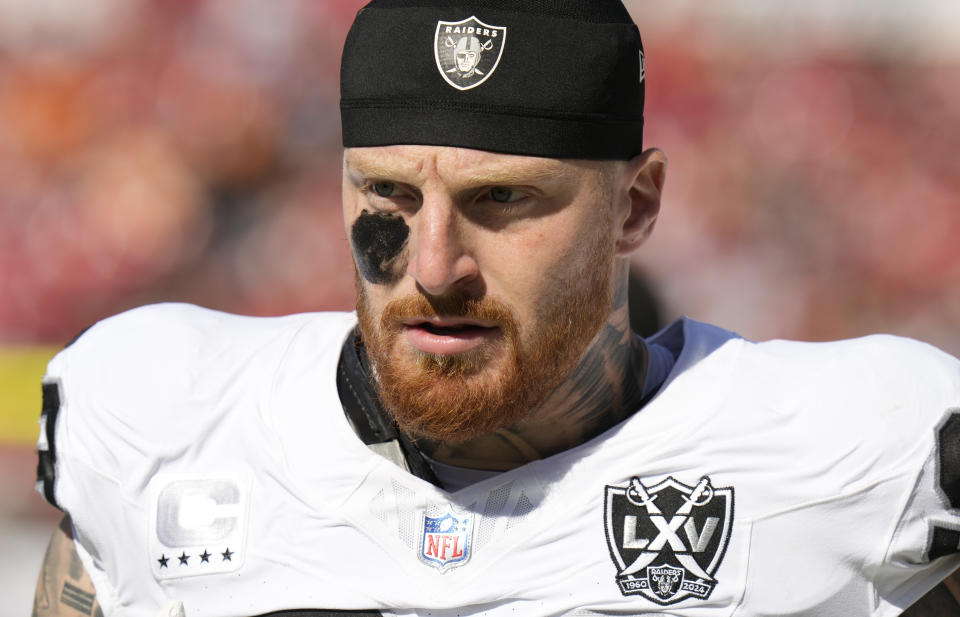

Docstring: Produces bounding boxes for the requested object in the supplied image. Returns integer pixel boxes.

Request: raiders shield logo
[604,476,734,605]
[434,16,506,90]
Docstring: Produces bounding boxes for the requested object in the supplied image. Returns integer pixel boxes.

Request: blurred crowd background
[1,0,958,612]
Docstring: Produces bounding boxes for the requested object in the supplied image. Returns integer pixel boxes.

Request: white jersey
[37,303,960,617]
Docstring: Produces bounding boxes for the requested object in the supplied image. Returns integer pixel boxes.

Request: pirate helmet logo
[604,475,734,605]
[434,16,507,91]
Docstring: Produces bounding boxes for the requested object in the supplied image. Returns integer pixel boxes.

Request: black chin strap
[254,333,439,617]
[336,328,440,485]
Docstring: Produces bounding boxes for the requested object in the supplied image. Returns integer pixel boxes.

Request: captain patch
[148,473,250,579]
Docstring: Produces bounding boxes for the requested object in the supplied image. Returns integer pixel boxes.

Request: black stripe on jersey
[64,324,94,350]
[36,323,103,511]
[937,411,960,509]
[37,380,63,510]
[928,526,960,561]
[336,329,440,485]
[926,410,960,563]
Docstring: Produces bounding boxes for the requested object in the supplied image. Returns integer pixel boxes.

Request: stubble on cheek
[350,210,410,285]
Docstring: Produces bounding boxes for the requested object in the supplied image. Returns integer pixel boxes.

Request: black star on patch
[158,554,169,568]
[200,550,211,563]
[221,548,233,561]
[178,552,190,565]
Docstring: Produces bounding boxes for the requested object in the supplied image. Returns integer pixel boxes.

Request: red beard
[356,250,612,443]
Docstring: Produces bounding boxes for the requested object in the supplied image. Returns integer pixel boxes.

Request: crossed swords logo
[620,476,715,582]
[604,474,733,604]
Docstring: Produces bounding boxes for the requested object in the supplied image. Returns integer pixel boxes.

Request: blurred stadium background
[1,0,958,612]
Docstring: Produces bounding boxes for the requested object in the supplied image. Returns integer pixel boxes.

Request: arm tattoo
[60,582,95,614]
[33,516,102,617]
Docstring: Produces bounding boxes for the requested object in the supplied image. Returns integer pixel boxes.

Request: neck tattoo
[422,274,649,471]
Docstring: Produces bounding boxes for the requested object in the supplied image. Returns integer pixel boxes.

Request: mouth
[401,318,500,355]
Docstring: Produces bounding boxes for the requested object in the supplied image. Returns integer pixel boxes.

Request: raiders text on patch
[434,16,506,91]
[604,475,734,605]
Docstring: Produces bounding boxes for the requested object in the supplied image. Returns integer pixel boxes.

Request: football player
[32,1,960,615]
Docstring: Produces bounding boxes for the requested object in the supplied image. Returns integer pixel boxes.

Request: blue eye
[373,182,396,197]
[489,187,521,203]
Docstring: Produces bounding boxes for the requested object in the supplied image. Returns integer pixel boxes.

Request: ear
[616,148,667,256]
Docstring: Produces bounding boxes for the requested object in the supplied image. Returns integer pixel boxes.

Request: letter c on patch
[156,478,242,546]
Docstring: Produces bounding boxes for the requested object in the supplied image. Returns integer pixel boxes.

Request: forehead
[344,145,602,187]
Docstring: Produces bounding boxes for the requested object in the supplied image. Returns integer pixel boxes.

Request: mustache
[380,293,516,333]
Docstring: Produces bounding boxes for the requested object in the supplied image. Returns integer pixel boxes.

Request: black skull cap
[340,0,645,160]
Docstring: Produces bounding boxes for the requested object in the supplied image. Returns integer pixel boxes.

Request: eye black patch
[351,210,410,285]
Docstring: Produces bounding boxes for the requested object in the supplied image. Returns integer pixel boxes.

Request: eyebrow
[460,166,568,187]
[344,157,569,188]
[344,160,416,185]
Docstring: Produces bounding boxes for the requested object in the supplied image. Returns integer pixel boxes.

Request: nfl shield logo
[419,506,474,572]
[434,16,507,91]
[603,476,734,605]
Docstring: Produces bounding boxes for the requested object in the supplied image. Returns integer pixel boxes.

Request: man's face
[456,50,478,72]
[455,37,481,72]
[342,146,621,443]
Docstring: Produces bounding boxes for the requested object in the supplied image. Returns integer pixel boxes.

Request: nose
[407,196,479,296]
